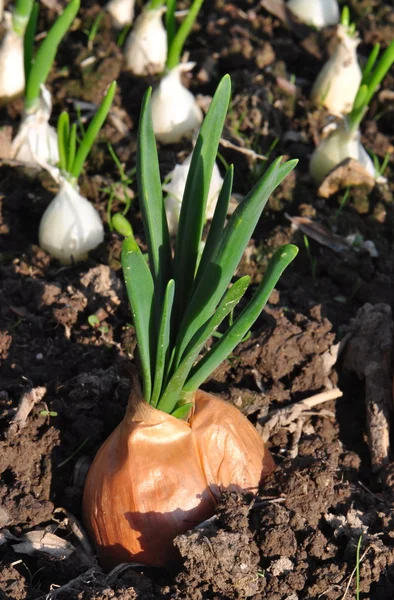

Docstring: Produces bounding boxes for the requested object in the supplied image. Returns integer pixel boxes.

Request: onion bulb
[0,13,24,103]
[124,6,167,76]
[163,152,224,235]
[287,0,339,28]
[106,0,135,29]
[311,25,361,115]
[310,120,376,185]
[151,62,203,144]
[12,86,59,166]
[39,178,104,263]
[83,384,275,569]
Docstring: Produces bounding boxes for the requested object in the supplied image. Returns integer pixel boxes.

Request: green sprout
[340,6,357,37]
[348,40,394,133]
[303,235,316,281]
[12,0,34,37]
[57,82,116,182]
[121,75,298,417]
[165,0,204,71]
[24,0,80,112]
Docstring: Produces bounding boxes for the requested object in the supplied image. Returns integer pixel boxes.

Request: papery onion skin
[190,390,275,497]
[39,179,104,263]
[124,7,167,76]
[311,25,361,116]
[83,388,274,569]
[287,0,339,29]
[151,63,203,144]
[309,122,376,185]
[0,27,24,102]
[107,0,135,29]
[163,153,224,236]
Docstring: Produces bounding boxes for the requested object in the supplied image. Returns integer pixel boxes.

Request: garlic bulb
[0,13,24,102]
[12,86,59,166]
[310,121,376,185]
[151,63,203,144]
[311,25,361,115]
[106,0,135,29]
[83,387,274,570]
[39,178,104,263]
[287,0,339,28]
[124,7,167,76]
[163,152,224,235]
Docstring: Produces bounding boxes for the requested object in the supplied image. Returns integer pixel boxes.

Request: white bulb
[0,13,24,102]
[309,120,376,185]
[311,25,361,115]
[287,0,339,28]
[0,0,4,23]
[163,152,224,236]
[124,7,167,76]
[39,179,104,263]
[107,0,135,29]
[12,86,59,166]
[151,63,203,144]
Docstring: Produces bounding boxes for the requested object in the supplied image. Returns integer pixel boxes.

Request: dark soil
[1,0,394,599]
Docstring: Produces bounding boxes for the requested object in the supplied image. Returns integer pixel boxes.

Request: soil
[1,0,394,599]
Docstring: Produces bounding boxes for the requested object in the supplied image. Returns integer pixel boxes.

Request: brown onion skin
[83,387,275,570]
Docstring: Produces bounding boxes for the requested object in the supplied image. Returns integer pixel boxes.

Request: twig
[220,137,267,161]
[259,388,343,442]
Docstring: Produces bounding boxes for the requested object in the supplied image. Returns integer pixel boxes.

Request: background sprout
[311,8,362,116]
[12,1,80,167]
[124,0,167,76]
[0,0,34,101]
[310,40,394,184]
[38,82,116,263]
[24,0,80,113]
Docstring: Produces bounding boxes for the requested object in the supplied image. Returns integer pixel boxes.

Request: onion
[309,120,376,185]
[311,25,361,115]
[106,0,135,29]
[39,178,104,263]
[11,86,59,166]
[151,62,203,144]
[83,383,274,569]
[124,6,167,76]
[287,0,339,28]
[163,151,224,235]
[0,13,24,102]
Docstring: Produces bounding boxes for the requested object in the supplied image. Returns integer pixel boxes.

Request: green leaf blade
[184,244,299,392]
[157,275,250,414]
[25,0,80,110]
[121,236,155,402]
[150,279,175,407]
[194,164,234,288]
[173,74,231,322]
[174,156,297,367]
[57,112,69,172]
[137,87,173,318]
[71,81,116,178]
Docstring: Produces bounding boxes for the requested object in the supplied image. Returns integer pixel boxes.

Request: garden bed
[1,0,394,598]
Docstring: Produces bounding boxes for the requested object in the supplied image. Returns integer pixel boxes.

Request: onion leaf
[157,275,250,414]
[183,244,299,392]
[137,87,173,323]
[173,74,231,323]
[122,236,155,402]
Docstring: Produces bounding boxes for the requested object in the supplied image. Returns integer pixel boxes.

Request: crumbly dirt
[1,0,394,598]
